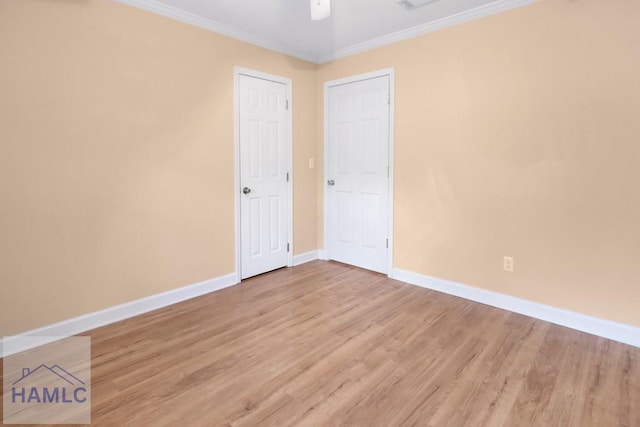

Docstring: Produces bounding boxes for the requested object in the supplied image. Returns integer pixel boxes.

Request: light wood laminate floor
[2,261,639,426]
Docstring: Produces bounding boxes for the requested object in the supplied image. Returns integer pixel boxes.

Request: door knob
[327,180,335,186]
[242,187,251,194]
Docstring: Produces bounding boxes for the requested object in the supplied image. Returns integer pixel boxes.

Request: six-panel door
[327,76,390,273]
[239,75,289,279]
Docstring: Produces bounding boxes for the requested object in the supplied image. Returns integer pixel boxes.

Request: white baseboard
[1,273,238,357]
[318,249,328,261]
[8,263,634,357]
[293,250,322,266]
[390,268,640,348]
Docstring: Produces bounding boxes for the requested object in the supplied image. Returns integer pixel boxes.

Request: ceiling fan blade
[310,0,331,21]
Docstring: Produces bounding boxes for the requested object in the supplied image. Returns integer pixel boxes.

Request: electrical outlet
[308,158,315,169]
[503,256,514,272]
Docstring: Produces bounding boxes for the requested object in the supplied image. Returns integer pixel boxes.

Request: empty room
[1,0,639,425]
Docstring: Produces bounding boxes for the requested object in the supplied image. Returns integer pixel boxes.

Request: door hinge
[286,172,290,182]
[387,166,390,178]
[386,239,389,249]
[287,243,290,252]
[286,99,289,110]
[388,94,391,105]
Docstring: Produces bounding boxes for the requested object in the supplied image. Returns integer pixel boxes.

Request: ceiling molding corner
[317,0,535,63]
[112,0,320,63]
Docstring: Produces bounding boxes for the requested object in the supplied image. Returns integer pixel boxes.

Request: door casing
[323,68,395,275]
[234,67,294,282]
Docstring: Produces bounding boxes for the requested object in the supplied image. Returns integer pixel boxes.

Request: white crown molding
[317,0,535,63]
[112,0,533,65]
[112,0,319,63]
[390,268,640,348]
[1,273,238,357]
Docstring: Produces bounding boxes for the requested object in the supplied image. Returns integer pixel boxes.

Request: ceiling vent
[396,0,440,10]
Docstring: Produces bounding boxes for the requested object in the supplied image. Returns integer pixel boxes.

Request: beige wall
[2,0,639,337]
[0,0,318,336]
[317,0,640,327]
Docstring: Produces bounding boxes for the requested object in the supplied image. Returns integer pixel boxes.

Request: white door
[326,75,391,274]
[239,74,290,279]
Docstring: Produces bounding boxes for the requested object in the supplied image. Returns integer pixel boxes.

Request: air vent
[396,0,440,10]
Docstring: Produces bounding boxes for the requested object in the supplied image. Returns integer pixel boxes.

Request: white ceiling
[115,0,533,63]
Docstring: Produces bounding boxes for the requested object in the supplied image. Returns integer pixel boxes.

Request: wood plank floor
[2,260,639,426]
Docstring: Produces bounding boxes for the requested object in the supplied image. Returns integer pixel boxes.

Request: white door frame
[323,68,395,275]
[234,67,294,282]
